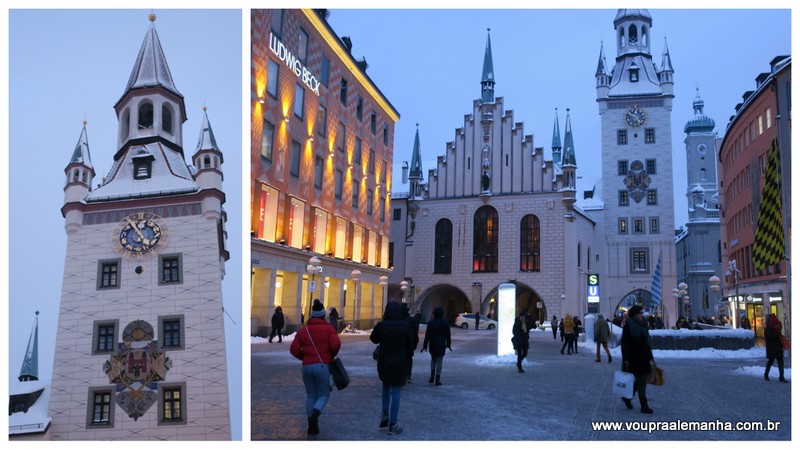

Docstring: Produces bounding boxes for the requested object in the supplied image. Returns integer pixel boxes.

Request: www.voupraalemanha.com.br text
[591,419,782,433]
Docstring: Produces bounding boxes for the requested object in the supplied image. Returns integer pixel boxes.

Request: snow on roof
[86,142,197,202]
[9,379,51,436]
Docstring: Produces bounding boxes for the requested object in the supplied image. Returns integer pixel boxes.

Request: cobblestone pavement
[251,328,791,441]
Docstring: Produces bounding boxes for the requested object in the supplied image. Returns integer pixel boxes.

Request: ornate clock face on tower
[625,105,646,127]
[112,212,167,257]
[696,143,709,156]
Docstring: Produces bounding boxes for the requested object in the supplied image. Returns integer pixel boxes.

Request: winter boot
[379,411,389,428]
[435,375,442,386]
[388,423,404,435]
[640,400,653,414]
[307,408,321,435]
[622,397,633,410]
[429,370,435,384]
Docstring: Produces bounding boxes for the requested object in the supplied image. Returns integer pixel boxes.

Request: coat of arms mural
[103,320,172,420]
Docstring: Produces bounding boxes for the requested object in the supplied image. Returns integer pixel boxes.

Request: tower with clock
[595,9,678,324]
[50,14,230,440]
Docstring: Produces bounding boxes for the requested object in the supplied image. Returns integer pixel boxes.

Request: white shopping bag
[612,370,635,399]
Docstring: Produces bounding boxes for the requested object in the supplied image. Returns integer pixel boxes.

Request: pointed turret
[408,124,423,181]
[63,121,94,233]
[684,87,715,133]
[551,109,562,165]
[560,109,578,210]
[480,29,495,104]
[192,107,225,220]
[595,42,610,99]
[18,311,40,382]
[658,37,674,92]
[562,109,577,168]
[114,12,187,153]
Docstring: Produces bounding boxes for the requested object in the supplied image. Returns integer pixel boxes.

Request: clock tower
[595,9,677,323]
[50,14,230,440]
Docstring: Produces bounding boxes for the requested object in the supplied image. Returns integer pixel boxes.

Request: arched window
[138,102,153,129]
[473,206,498,272]
[120,108,130,141]
[162,104,173,134]
[433,219,453,274]
[641,26,648,46]
[520,214,540,272]
[628,25,638,45]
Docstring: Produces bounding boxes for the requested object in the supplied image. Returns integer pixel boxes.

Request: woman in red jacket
[290,299,341,436]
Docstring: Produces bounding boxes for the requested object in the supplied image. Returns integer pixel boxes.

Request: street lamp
[400,280,409,304]
[379,275,388,317]
[306,256,322,323]
[351,269,361,327]
[725,259,741,328]
[709,275,721,318]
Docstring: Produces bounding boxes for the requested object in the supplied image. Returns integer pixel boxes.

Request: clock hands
[125,218,151,246]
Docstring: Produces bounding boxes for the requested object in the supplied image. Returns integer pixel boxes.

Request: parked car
[455,313,497,330]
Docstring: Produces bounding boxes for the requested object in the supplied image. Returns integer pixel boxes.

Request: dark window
[160,255,181,284]
[270,10,283,37]
[370,112,377,134]
[617,129,628,145]
[473,205,498,273]
[99,260,119,289]
[314,156,324,189]
[646,159,656,174]
[90,390,112,426]
[334,169,343,200]
[380,196,386,222]
[633,218,645,233]
[356,96,364,121]
[578,243,582,267]
[645,128,655,144]
[353,138,362,166]
[133,155,154,180]
[267,59,279,98]
[631,249,649,273]
[388,242,395,268]
[433,219,453,274]
[294,83,304,118]
[619,190,629,206]
[619,219,627,234]
[383,124,389,146]
[381,159,387,182]
[647,189,657,205]
[630,68,639,82]
[393,208,402,221]
[650,218,659,233]
[297,28,308,63]
[161,319,182,349]
[320,54,330,87]
[138,102,153,129]
[96,324,115,352]
[520,214,541,272]
[340,78,348,104]
[368,148,376,174]
[316,105,327,137]
[366,189,374,215]
[289,140,301,177]
[261,120,275,160]
[352,179,359,209]
[162,105,173,134]
[337,122,346,152]
[618,160,628,175]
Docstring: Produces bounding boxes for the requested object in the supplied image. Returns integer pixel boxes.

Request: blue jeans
[381,383,402,425]
[302,363,330,417]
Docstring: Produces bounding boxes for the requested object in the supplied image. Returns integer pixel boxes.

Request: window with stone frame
[434,219,453,274]
[159,254,182,285]
[158,383,187,426]
[97,259,120,289]
[92,319,118,355]
[473,205,499,273]
[86,387,114,428]
[519,214,541,272]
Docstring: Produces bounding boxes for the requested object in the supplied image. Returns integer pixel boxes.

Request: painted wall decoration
[623,160,651,203]
[103,320,172,421]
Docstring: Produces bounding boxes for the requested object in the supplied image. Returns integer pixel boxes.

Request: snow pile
[735,365,792,380]
[475,354,543,367]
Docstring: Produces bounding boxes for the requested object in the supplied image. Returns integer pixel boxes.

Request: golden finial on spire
[149,11,156,22]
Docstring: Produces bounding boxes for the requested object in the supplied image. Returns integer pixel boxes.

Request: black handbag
[330,357,350,390]
[372,344,380,361]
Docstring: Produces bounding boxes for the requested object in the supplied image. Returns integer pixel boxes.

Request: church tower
[596,9,677,322]
[49,13,230,440]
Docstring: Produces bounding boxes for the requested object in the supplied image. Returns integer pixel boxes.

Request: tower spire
[480,28,495,103]
[18,311,40,382]
[562,109,577,167]
[551,108,562,165]
[409,123,423,181]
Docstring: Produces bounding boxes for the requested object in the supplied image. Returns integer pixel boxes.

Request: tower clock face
[625,105,646,127]
[112,212,167,257]
[696,143,709,156]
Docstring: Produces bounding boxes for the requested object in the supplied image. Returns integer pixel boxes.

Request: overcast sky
[5,9,243,440]
[325,8,791,228]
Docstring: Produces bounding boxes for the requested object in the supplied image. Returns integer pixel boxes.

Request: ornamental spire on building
[70,121,93,171]
[480,28,495,103]
[562,109,577,168]
[120,12,182,102]
[660,37,674,73]
[551,108,562,165]
[195,106,220,153]
[595,41,609,78]
[409,123,423,181]
[18,311,40,382]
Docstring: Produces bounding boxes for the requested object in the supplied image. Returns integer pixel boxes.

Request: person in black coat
[421,306,451,386]
[401,303,419,385]
[328,307,340,332]
[620,305,655,413]
[268,306,284,343]
[512,312,531,373]
[764,313,787,382]
[370,302,414,435]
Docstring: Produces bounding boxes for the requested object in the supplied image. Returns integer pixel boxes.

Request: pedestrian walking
[551,315,558,340]
[560,313,574,354]
[559,318,564,342]
[620,304,655,414]
[572,315,583,353]
[289,299,342,436]
[268,306,284,343]
[401,303,420,385]
[421,306,452,386]
[594,314,612,363]
[370,301,415,435]
[512,312,531,372]
[328,307,340,332]
[764,313,787,382]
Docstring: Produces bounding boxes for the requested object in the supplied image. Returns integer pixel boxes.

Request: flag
[651,255,662,308]
[753,138,785,270]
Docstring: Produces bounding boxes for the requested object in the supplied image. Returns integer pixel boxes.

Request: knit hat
[628,305,643,317]
[311,299,325,318]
